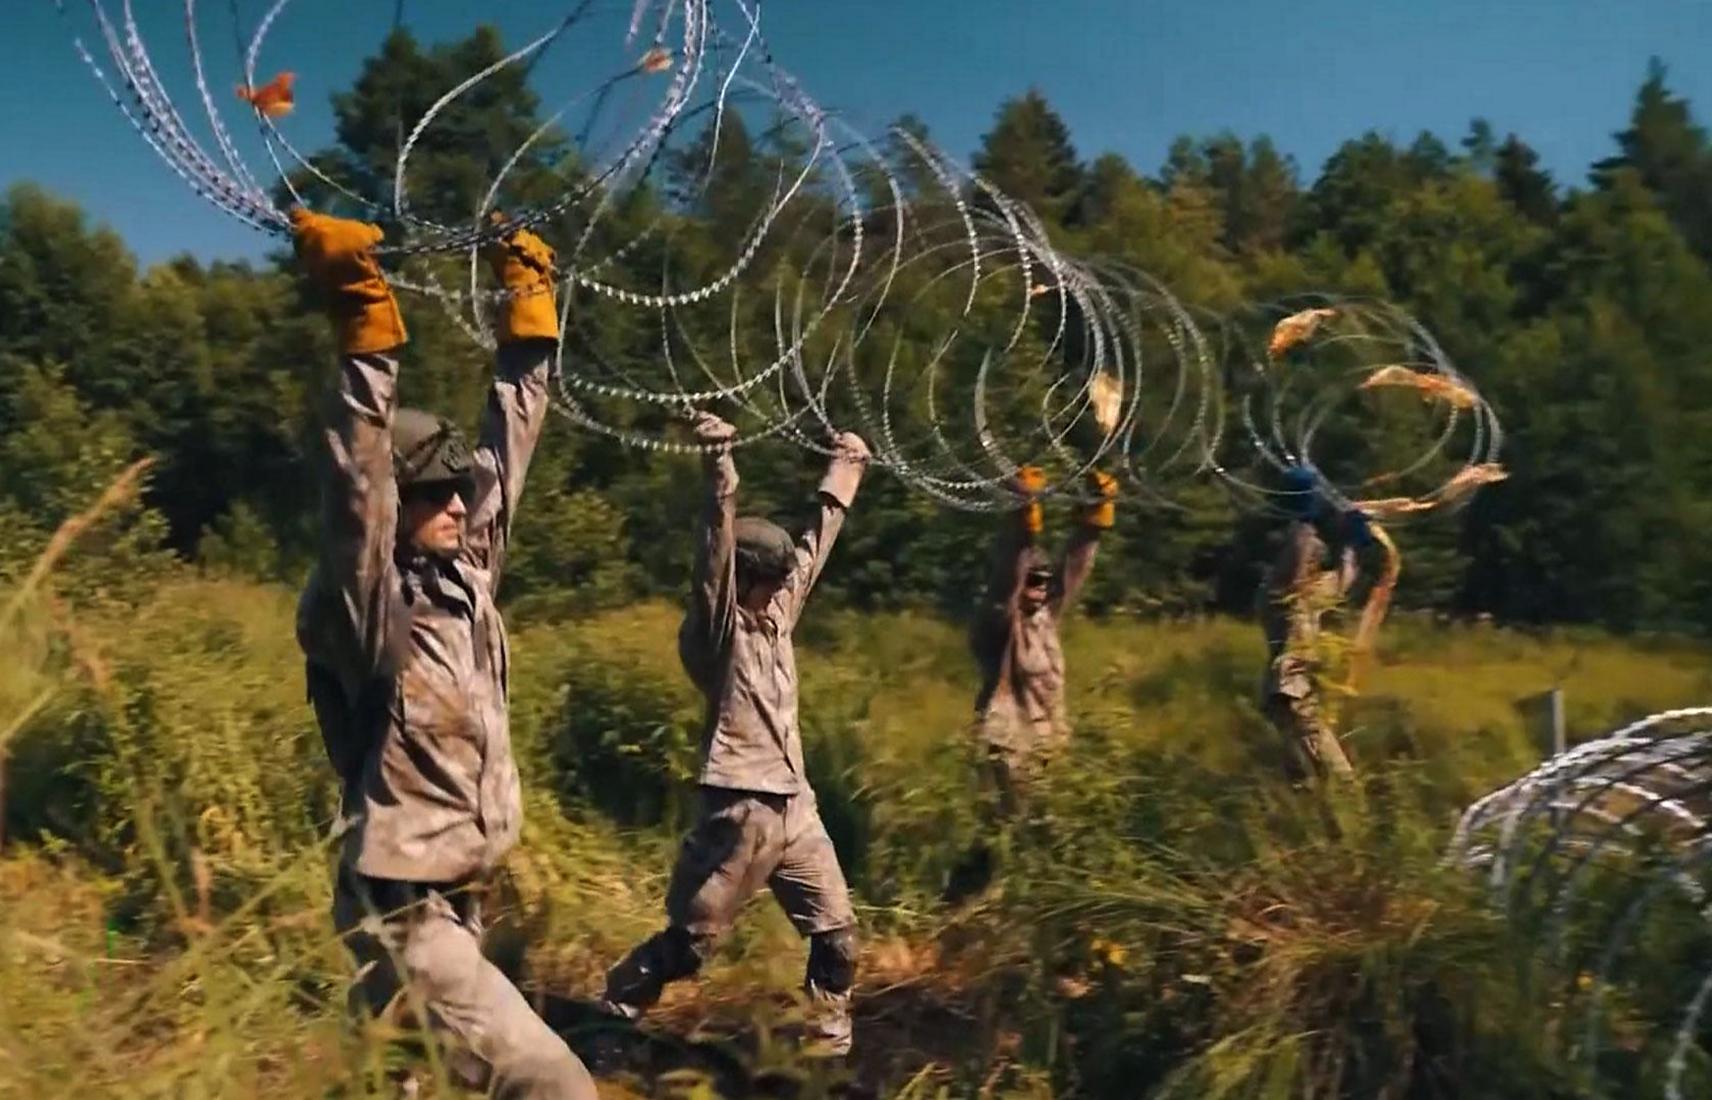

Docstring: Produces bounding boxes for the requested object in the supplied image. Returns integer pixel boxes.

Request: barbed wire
[56,0,1502,523]
[1449,708,1712,1099]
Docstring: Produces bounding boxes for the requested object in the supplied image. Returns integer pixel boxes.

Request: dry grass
[3,549,1708,1096]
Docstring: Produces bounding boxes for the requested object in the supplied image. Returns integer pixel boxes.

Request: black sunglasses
[405,478,471,509]
[1025,569,1054,586]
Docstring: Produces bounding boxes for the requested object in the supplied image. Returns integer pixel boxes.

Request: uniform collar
[736,601,782,640]
[399,550,475,613]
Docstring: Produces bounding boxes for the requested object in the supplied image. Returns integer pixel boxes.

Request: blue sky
[6,1,1711,266]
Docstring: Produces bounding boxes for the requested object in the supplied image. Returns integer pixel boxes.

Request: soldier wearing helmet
[1258,466,1372,782]
[291,209,595,1098]
[971,465,1118,810]
[600,411,871,1056]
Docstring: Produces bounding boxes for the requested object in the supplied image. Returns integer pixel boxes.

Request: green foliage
[973,89,1087,228]
[11,36,1712,634]
[323,26,569,226]
[9,574,1710,1095]
[503,482,640,619]
[1593,58,1712,261]
[0,365,171,601]
[522,604,704,830]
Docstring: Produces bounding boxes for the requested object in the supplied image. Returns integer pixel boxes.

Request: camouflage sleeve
[1281,525,1331,683]
[315,352,406,680]
[1265,523,1321,607]
[462,339,553,588]
[683,449,740,680]
[776,449,865,628]
[1050,525,1102,619]
[971,514,1030,670]
[1335,543,1361,600]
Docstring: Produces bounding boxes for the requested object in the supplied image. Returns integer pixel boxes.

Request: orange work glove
[1078,469,1118,530]
[1014,464,1046,535]
[484,213,559,343]
[290,208,406,355]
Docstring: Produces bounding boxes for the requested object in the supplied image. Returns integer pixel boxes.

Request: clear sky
[6,1,1711,266]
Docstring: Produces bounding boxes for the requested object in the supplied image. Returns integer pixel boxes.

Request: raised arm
[293,209,410,682]
[971,466,1043,672]
[777,432,870,628]
[1051,470,1116,617]
[983,465,1046,613]
[462,221,559,587]
[680,412,741,688]
[1277,521,1332,653]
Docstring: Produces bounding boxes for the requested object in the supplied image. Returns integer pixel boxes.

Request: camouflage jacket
[970,517,1101,748]
[1258,520,1355,700]
[678,447,864,794]
[297,342,551,884]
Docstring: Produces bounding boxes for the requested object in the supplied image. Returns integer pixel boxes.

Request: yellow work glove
[1014,464,1046,535]
[1078,469,1118,530]
[289,208,406,355]
[484,213,559,343]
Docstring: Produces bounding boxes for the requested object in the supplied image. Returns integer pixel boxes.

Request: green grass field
[4,571,1710,1098]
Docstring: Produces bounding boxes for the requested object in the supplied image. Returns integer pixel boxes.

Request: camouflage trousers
[602,787,858,1053]
[333,867,597,1100]
[977,712,1069,817]
[938,715,1068,905]
[1263,687,1354,782]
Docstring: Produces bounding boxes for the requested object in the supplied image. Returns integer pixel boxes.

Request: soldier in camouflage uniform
[1258,468,1369,782]
[600,412,870,1055]
[292,210,596,1099]
[970,466,1117,810]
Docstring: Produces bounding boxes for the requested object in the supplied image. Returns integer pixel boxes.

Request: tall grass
[4,542,1709,1096]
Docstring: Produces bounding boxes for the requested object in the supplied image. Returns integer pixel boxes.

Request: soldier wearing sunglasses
[972,465,1118,811]
[291,210,595,1098]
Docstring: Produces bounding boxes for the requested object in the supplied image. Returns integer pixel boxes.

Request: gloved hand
[484,212,559,343]
[689,410,736,447]
[1078,469,1118,530]
[290,208,406,355]
[1013,464,1046,535]
[819,431,870,509]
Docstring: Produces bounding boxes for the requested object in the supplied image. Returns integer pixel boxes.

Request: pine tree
[1462,118,1498,173]
[1494,134,1558,224]
[972,89,1085,228]
[1593,58,1712,259]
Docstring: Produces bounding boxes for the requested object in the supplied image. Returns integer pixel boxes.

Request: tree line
[4,29,1712,634]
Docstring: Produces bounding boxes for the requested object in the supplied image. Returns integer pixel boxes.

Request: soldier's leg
[1263,694,1313,784]
[982,734,1032,820]
[768,793,858,1054]
[944,733,1027,904]
[1266,690,1352,781]
[331,865,402,1019]
[333,872,474,1088]
[1291,690,1353,779]
[398,891,598,1100]
[602,790,785,1015]
[334,871,595,1100]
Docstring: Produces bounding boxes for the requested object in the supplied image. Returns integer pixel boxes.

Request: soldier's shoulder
[450,555,495,598]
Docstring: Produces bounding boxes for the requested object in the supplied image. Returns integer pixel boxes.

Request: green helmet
[393,408,474,490]
[734,516,794,583]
